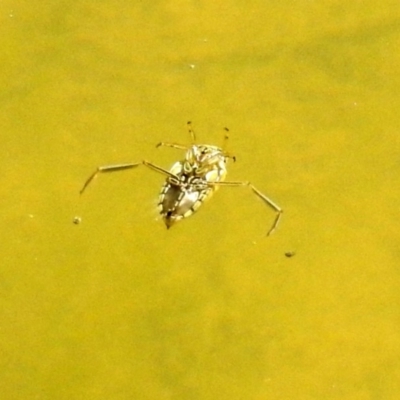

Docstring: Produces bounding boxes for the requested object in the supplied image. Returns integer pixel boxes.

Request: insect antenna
[187,121,196,143]
[222,126,236,162]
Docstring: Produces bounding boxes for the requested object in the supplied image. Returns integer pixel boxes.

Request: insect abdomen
[158,182,212,228]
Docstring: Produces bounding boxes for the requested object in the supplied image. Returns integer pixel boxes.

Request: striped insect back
[79,121,282,236]
[158,144,229,228]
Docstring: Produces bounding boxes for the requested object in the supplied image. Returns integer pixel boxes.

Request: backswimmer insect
[80,122,282,235]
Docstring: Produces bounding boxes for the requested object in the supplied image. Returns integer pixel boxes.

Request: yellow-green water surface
[1,1,400,399]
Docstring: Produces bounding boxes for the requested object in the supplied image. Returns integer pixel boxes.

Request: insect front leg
[156,120,197,150]
[210,180,283,236]
[156,142,188,150]
[80,161,176,194]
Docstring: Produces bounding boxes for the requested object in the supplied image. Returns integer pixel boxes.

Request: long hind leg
[209,180,283,236]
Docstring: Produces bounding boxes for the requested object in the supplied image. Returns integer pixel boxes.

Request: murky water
[1,1,400,399]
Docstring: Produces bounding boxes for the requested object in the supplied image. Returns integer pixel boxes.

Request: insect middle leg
[80,160,175,194]
[210,180,283,236]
